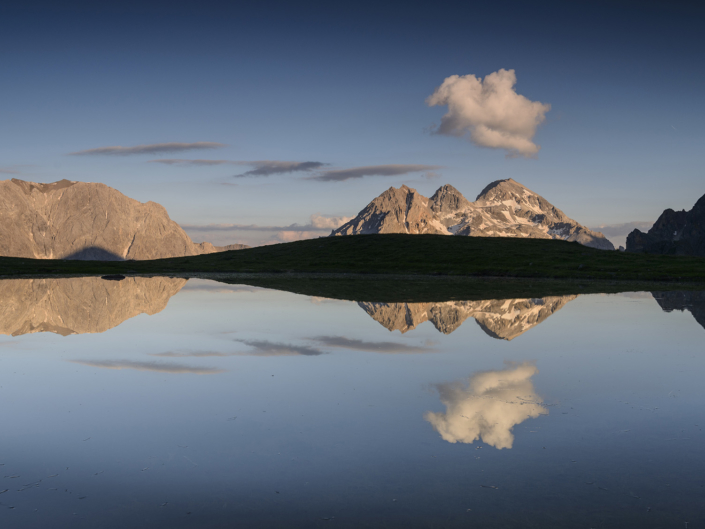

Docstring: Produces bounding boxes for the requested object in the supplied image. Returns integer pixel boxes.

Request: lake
[0,277,703,528]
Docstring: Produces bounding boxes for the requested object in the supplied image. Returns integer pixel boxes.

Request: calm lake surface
[1,277,704,528]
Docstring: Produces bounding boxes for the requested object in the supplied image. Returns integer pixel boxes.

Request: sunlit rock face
[0,276,186,336]
[652,291,705,331]
[332,179,614,250]
[0,178,248,260]
[358,296,576,340]
[425,363,547,449]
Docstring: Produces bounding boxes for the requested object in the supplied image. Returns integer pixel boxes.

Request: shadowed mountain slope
[0,178,248,260]
[627,193,705,256]
[332,179,614,250]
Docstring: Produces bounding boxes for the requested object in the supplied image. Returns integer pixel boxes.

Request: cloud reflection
[235,340,326,356]
[425,362,547,449]
[71,360,224,374]
[309,336,433,354]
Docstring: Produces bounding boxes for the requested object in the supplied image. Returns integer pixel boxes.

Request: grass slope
[0,234,703,281]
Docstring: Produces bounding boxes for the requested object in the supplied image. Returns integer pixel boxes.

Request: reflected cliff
[652,291,705,331]
[359,296,576,339]
[0,277,186,336]
[425,362,547,449]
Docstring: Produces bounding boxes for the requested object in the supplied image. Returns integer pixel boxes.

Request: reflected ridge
[652,290,705,331]
[425,362,547,449]
[0,277,186,336]
[359,296,576,339]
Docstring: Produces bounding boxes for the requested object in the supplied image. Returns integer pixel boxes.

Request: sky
[1,0,703,247]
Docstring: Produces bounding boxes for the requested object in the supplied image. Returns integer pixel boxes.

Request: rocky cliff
[0,178,248,260]
[332,179,614,250]
[0,276,186,336]
[358,296,577,340]
[626,193,705,256]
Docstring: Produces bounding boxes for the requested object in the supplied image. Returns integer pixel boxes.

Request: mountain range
[0,178,248,260]
[626,192,705,256]
[332,179,614,250]
[359,296,577,340]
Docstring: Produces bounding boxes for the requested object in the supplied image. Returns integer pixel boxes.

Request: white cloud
[424,362,547,449]
[310,214,353,229]
[427,69,550,157]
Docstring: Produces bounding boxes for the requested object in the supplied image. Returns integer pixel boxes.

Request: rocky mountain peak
[430,184,471,214]
[0,178,249,260]
[475,178,533,203]
[627,191,705,256]
[11,178,77,195]
[332,178,615,250]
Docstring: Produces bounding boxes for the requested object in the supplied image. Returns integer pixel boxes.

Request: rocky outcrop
[0,178,248,260]
[330,185,448,236]
[0,276,186,336]
[358,296,577,340]
[332,179,614,250]
[626,193,705,256]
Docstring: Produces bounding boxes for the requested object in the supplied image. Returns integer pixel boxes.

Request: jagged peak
[430,184,471,214]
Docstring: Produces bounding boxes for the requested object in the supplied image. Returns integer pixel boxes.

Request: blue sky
[1,1,703,246]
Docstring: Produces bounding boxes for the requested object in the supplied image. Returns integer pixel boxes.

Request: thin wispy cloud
[150,351,235,358]
[236,161,326,177]
[235,339,327,356]
[70,142,226,156]
[149,159,233,166]
[309,336,433,354]
[0,168,21,175]
[427,69,551,157]
[148,158,327,177]
[71,359,224,374]
[307,164,441,182]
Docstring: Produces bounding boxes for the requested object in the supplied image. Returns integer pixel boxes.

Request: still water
[0,277,703,528]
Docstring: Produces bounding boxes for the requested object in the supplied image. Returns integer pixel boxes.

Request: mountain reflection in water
[652,290,705,330]
[359,296,577,339]
[425,362,547,449]
[0,277,186,336]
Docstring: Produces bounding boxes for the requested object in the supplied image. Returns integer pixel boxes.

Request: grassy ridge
[0,234,703,281]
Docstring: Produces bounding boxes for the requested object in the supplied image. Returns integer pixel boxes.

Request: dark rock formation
[627,194,705,256]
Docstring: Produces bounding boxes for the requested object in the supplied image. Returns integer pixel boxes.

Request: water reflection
[360,296,576,339]
[70,359,225,374]
[652,290,705,330]
[425,362,547,449]
[0,276,185,336]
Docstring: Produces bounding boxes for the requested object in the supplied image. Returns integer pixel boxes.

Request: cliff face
[627,194,705,256]
[0,276,186,336]
[333,179,614,250]
[0,178,248,260]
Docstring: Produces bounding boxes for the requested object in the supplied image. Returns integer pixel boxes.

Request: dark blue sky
[1,0,703,246]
